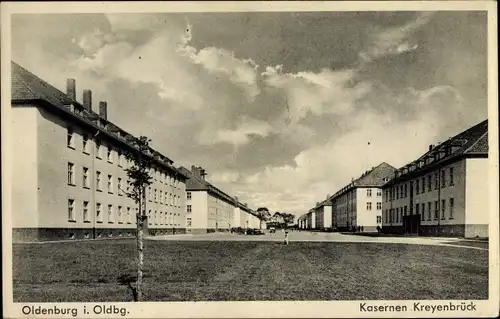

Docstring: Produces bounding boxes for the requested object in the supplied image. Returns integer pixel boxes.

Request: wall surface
[465,158,489,237]
[12,106,39,228]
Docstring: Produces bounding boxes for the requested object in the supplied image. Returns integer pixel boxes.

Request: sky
[11,11,488,216]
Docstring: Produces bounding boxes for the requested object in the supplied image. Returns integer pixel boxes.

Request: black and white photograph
[2,1,498,318]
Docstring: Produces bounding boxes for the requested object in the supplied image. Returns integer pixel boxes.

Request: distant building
[381,120,488,238]
[330,162,396,232]
[11,61,189,242]
[314,199,333,230]
[179,166,260,233]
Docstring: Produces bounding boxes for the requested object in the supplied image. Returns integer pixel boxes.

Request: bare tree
[124,136,153,302]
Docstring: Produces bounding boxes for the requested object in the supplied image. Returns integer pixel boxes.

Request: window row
[383,198,455,224]
[147,210,182,226]
[366,202,382,210]
[147,186,182,207]
[68,162,128,195]
[68,199,136,224]
[366,189,382,197]
[68,128,182,189]
[384,167,455,201]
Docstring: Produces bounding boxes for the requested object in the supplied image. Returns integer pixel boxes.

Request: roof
[329,162,397,200]
[11,61,189,180]
[382,120,488,187]
[179,166,257,217]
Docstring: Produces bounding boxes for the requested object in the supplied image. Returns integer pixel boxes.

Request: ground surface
[12,232,488,302]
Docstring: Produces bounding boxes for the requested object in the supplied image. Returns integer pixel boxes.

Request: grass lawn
[12,239,488,302]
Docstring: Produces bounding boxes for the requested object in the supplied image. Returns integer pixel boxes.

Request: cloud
[360,12,434,63]
[262,65,372,124]
[199,117,273,147]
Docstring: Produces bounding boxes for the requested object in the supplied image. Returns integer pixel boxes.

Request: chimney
[83,90,92,111]
[428,144,434,152]
[67,78,76,100]
[99,101,108,120]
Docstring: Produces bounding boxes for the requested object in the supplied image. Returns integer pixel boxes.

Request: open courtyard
[13,232,488,302]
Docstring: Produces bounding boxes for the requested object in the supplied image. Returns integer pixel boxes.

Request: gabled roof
[329,162,396,200]
[179,166,257,215]
[11,61,189,179]
[383,120,488,187]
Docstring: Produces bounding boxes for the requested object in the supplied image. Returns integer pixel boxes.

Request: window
[96,171,102,191]
[148,210,152,225]
[83,201,89,222]
[96,203,102,222]
[421,177,426,193]
[67,128,74,148]
[127,207,132,224]
[187,205,192,213]
[427,202,432,220]
[108,175,113,193]
[159,190,163,204]
[416,203,421,220]
[376,202,381,210]
[400,209,403,222]
[118,206,123,223]
[118,150,122,167]
[367,189,372,197]
[82,167,90,188]
[68,199,75,221]
[434,173,439,190]
[404,205,407,216]
[154,189,157,203]
[149,187,152,202]
[416,179,420,194]
[427,176,432,191]
[154,211,158,225]
[366,202,372,210]
[187,217,192,227]
[404,183,407,197]
[160,212,163,225]
[376,216,382,223]
[96,141,102,159]
[434,201,439,219]
[449,167,454,186]
[108,204,113,223]
[107,147,113,163]
[376,189,381,197]
[82,135,89,154]
[421,203,426,221]
[68,162,75,185]
[441,170,446,188]
[118,178,123,196]
[187,192,192,200]
[441,199,446,220]
[449,198,454,219]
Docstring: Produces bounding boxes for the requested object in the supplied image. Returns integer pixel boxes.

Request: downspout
[437,168,441,237]
[92,130,100,239]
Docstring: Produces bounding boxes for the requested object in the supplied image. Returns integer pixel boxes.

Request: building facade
[331,162,396,232]
[180,166,260,233]
[11,61,188,242]
[381,120,488,238]
[311,199,333,230]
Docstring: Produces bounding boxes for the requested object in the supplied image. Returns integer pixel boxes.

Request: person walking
[284,229,289,245]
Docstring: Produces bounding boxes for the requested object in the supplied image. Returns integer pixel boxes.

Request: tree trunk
[136,215,144,301]
[136,187,146,302]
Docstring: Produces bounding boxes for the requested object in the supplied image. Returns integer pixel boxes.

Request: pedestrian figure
[284,230,289,245]
[361,226,364,233]
[376,225,381,234]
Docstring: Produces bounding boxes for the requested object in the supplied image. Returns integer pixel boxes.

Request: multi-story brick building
[330,162,396,232]
[381,120,488,238]
[179,166,260,233]
[11,61,189,242]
